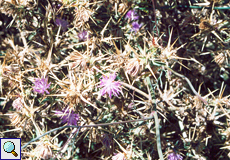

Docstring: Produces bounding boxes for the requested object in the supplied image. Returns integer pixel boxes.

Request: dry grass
[0,0,230,159]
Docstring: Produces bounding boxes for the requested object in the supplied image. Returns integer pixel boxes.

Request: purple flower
[32,77,51,94]
[55,108,80,126]
[102,134,112,149]
[131,22,142,33]
[168,152,183,160]
[99,73,122,99]
[125,9,139,21]
[78,30,88,41]
[55,18,69,32]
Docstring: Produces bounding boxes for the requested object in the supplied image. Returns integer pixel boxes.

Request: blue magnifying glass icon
[3,141,18,157]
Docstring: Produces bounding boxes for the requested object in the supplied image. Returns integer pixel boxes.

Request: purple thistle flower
[102,134,112,149]
[55,108,80,126]
[55,18,69,32]
[99,73,122,99]
[33,77,51,94]
[168,152,183,160]
[125,9,139,21]
[78,30,88,41]
[131,21,142,33]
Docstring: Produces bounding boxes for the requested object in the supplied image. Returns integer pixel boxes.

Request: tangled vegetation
[0,0,230,159]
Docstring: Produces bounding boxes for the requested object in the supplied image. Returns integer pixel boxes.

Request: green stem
[153,111,164,160]
[21,116,154,150]
[145,77,164,160]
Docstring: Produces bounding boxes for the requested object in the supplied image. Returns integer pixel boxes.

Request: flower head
[125,9,139,21]
[99,73,122,99]
[101,134,113,156]
[55,108,80,126]
[34,143,53,160]
[168,152,183,160]
[131,22,142,33]
[78,30,89,41]
[12,97,23,110]
[102,134,112,149]
[112,152,126,160]
[55,18,69,32]
[125,58,141,76]
[33,77,51,94]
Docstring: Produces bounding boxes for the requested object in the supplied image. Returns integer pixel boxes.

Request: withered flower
[34,143,53,159]
[125,58,142,76]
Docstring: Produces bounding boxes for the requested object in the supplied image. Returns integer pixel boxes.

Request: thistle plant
[131,21,142,33]
[125,9,139,21]
[54,108,80,126]
[99,73,122,99]
[55,18,69,32]
[1,0,230,159]
[168,152,183,160]
[34,143,53,160]
[78,30,88,41]
[112,152,126,160]
[12,97,23,111]
[32,77,51,94]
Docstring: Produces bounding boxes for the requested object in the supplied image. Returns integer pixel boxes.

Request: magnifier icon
[3,141,18,157]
